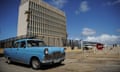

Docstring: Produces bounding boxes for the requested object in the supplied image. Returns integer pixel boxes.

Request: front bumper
[41,57,65,64]
[41,52,65,64]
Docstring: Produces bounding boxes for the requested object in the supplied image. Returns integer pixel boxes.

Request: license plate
[54,59,60,63]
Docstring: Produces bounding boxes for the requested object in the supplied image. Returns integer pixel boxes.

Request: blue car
[4,39,65,69]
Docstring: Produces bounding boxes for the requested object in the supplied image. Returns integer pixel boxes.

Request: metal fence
[0,35,38,48]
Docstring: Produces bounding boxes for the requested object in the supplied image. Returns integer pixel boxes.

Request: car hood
[27,46,65,54]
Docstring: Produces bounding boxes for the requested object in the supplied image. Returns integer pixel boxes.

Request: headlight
[44,48,48,55]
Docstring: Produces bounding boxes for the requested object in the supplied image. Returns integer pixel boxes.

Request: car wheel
[6,57,11,64]
[31,58,41,69]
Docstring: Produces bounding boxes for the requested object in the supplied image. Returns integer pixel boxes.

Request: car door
[10,41,20,62]
[16,41,26,63]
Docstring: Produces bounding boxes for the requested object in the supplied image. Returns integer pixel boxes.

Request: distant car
[4,39,65,69]
[83,45,93,50]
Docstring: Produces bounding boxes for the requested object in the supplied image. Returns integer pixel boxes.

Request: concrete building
[17,0,67,47]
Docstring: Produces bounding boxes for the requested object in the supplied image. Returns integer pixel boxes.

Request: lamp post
[80,39,83,51]
[80,34,84,52]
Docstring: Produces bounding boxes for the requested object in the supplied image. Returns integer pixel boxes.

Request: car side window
[20,41,26,48]
[27,41,32,47]
[14,42,19,48]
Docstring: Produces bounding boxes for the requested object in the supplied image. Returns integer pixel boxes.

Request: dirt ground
[64,51,120,72]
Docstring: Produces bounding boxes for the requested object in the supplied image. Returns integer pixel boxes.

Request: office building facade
[17,0,67,46]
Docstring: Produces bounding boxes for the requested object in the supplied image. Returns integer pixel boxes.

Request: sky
[0,0,120,45]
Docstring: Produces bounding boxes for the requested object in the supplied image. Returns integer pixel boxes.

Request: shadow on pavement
[11,62,31,68]
[41,63,65,70]
[11,62,65,70]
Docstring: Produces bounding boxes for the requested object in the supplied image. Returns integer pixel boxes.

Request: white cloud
[82,28,96,36]
[84,34,120,45]
[50,0,67,9]
[76,1,90,14]
[74,37,80,40]
[104,0,120,6]
[80,1,90,12]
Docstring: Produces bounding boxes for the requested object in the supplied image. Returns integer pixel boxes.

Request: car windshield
[27,40,47,47]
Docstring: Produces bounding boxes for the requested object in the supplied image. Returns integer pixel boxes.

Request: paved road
[0,52,120,72]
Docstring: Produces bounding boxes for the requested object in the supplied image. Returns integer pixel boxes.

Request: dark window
[20,41,26,48]
[27,40,46,47]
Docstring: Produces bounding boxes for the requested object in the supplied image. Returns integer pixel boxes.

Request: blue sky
[0,0,120,44]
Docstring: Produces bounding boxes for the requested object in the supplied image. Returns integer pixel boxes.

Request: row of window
[29,14,66,29]
[29,1,66,22]
[28,14,66,33]
[28,19,66,33]
[30,14,66,28]
[29,8,66,25]
[43,37,61,46]
[27,25,66,37]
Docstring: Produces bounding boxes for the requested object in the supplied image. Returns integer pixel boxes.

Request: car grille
[44,51,65,60]
[53,51,62,59]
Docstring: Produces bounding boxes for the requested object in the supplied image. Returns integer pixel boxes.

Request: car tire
[6,57,11,64]
[31,58,41,69]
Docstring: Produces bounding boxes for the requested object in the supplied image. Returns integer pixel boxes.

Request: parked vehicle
[4,39,65,69]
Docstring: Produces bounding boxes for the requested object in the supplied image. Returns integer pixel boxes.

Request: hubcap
[32,59,40,69]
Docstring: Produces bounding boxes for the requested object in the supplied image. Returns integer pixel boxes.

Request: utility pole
[81,39,83,51]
